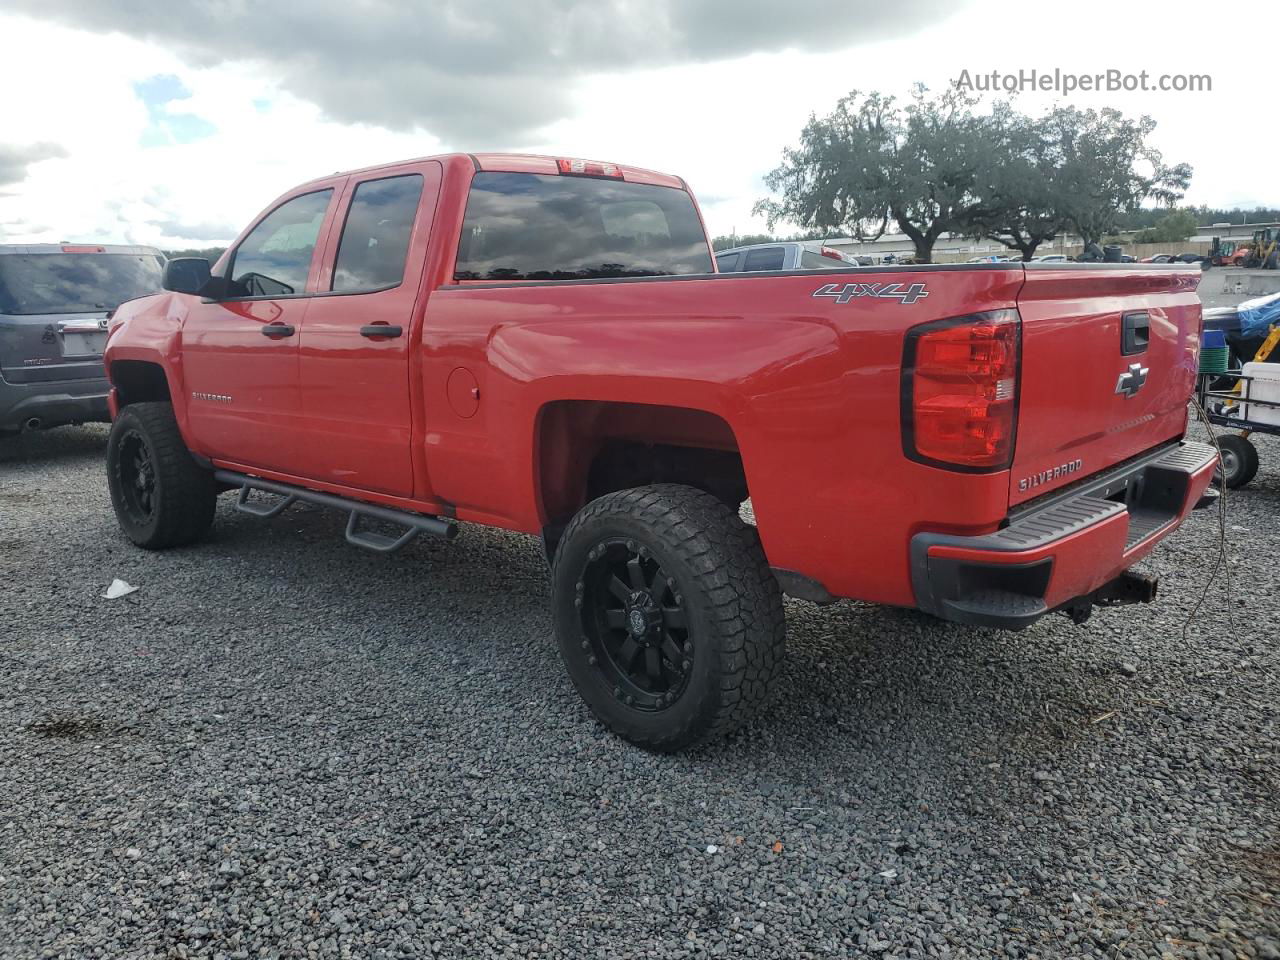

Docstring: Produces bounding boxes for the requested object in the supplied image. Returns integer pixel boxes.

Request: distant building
[1190,221,1280,244]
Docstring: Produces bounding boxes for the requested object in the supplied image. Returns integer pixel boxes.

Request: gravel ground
[1,424,1278,960]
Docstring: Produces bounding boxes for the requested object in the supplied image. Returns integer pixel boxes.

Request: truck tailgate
[1010,265,1201,506]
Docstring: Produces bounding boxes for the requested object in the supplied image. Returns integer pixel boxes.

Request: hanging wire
[1182,394,1234,644]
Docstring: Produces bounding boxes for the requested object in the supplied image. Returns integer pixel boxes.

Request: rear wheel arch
[534,399,751,558]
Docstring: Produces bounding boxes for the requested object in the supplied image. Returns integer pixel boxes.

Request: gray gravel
[1,423,1278,959]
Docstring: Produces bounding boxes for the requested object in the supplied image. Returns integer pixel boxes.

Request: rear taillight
[820,247,845,261]
[902,309,1020,471]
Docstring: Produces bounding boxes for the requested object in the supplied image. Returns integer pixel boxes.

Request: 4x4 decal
[812,281,929,306]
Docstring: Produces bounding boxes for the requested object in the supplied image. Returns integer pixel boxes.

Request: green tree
[755,86,993,263]
[711,233,775,251]
[1112,205,1280,232]
[756,90,1191,263]
[968,104,1065,261]
[1046,106,1191,247]
[754,91,898,247]
[1133,209,1199,244]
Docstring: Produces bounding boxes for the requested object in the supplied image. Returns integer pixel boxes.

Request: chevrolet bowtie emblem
[1115,362,1149,399]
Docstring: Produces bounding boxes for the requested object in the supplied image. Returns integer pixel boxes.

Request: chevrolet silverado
[102,153,1216,750]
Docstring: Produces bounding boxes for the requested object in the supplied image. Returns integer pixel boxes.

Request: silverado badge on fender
[812,281,929,305]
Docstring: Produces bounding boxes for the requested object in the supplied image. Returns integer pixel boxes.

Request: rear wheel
[107,402,217,548]
[1213,434,1259,489]
[551,484,785,752]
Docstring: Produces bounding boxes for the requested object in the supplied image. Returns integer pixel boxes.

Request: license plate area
[60,327,107,358]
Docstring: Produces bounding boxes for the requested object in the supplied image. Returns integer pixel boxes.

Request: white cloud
[4,0,958,142]
[0,13,448,246]
[0,3,1275,248]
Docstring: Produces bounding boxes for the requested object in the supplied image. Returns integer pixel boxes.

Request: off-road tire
[552,483,786,752]
[107,401,217,549]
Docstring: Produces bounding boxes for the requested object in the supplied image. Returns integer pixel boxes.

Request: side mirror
[161,258,213,296]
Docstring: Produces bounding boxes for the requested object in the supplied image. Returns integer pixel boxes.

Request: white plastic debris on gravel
[102,578,139,600]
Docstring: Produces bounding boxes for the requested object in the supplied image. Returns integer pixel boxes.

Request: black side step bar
[215,470,457,554]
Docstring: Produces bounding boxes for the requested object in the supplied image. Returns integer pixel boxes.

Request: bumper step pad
[942,589,1048,626]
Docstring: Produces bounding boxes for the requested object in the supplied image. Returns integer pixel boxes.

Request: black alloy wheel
[115,428,157,524]
[576,537,693,712]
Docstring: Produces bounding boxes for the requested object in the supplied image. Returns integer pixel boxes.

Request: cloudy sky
[1,0,1275,248]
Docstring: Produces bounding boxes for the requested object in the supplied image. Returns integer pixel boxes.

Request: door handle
[360,324,403,339]
[261,323,295,338]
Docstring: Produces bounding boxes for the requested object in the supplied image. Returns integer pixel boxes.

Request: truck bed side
[420,265,1026,606]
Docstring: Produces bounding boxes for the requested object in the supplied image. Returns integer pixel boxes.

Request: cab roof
[306,152,687,190]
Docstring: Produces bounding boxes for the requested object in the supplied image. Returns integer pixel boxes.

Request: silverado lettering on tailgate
[812,281,929,306]
[1018,459,1084,493]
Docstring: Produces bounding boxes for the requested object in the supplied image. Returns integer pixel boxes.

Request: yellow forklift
[1242,228,1279,269]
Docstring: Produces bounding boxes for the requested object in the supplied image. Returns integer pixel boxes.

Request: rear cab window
[715,253,740,272]
[455,172,713,281]
[0,252,163,315]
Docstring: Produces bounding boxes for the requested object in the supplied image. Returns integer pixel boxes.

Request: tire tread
[552,484,785,751]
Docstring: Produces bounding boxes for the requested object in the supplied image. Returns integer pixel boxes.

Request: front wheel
[107,402,217,549]
[551,484,786,752]
[1213,433,1259,489]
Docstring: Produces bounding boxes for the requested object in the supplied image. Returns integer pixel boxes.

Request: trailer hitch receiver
[1093,570,1159,607]
[1060,570,1158,625]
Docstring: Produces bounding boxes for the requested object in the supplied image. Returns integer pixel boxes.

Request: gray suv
[0,244,164,436]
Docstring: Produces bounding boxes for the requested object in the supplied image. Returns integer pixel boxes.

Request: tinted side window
[229,189,332,297]
[715,253,739,272]
[743,247,786,271]
[455,172,713,280]
[332,175,424,292]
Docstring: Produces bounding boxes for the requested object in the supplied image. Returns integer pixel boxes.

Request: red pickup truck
[103,153,1217,750]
